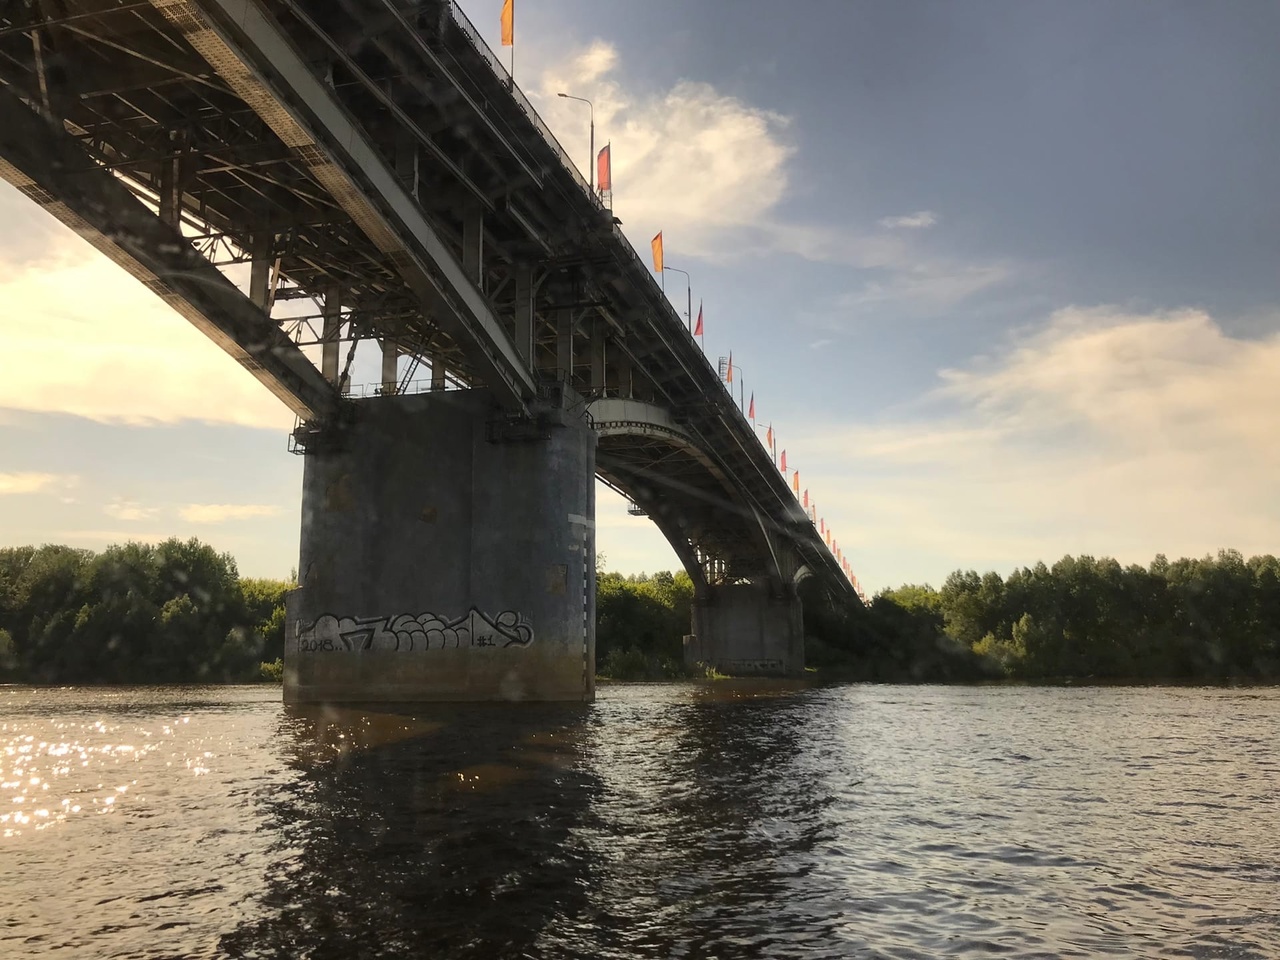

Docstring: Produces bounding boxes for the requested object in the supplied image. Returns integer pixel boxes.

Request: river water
[1,683,1277,959]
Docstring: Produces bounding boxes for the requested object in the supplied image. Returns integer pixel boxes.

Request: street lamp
[663,265,691,334]
[717,355,748,414]
[556,92,594,192]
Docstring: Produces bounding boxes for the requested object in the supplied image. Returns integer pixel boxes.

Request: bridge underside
[0,0,857,699]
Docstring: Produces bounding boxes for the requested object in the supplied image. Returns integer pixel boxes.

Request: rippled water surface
[2,683,1278,959]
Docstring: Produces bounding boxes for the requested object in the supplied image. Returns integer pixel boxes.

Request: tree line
[0,540,288,683]
[3,539,1278,684]
[869,550,1280,681]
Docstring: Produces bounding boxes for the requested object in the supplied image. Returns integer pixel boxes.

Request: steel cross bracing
[0,0,858,603]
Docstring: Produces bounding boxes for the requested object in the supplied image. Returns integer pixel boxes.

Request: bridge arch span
[587,399,787,592]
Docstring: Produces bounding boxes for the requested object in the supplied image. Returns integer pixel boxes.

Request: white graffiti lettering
[297,608,534,652]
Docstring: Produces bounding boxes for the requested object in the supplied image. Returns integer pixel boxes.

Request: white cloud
[536,43,793,255]
[103,498,159,522]
[179,503,281,524]
[0,472,75,495]
[0,185,296,430]
[839,262,1013,313]
[878,211,939,230]
[53,529,177,544]
[533,45,1003,305]
[791,306,1280,591]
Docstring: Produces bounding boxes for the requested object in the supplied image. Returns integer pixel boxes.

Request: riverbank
[5,540,1279,685]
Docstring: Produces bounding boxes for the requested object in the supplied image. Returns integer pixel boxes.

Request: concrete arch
[586,398,785,591]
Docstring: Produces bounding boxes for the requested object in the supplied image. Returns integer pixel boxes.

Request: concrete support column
[589,322,607,395]
[249,230,271,311]
[395,131,419,201]
[285,389,597,702]
[380,339,398,395]
[322,284,341,386]
[615,351,633,399]
[157,129,183,227]
[431,358,446,391]
[513,265,534,367]
[684,583,804,677]
[462,205,483,289]
[556,309,574,382]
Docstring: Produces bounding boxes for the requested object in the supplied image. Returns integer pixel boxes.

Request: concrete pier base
[684,584,805,677]
[285,389,596,703]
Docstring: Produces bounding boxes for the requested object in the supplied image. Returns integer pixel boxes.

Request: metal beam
[0,85,340,423]
[161,0,537,412]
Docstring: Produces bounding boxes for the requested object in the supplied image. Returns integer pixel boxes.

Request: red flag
[593,142,609,190]
[748,392,755,420]
[500,0,513,46]
[780,449,787,472]
[819,518,824,535]
[596,143,611,191]
[802,489,809,509]
[651,232,663,272]
[726,352,733,383]
[694,301,703,337]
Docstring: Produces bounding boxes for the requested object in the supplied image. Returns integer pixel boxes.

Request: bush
[259,658,284,682]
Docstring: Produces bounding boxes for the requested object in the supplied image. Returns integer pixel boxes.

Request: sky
[2,0,1279,591]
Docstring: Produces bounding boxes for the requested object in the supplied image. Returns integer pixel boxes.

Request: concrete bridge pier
[685,583,805,677]
[284,389,596,703]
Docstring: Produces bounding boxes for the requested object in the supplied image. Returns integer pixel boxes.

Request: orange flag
[792,470,800,494]
[825,529,831,546]
[802,488,809,509]
[596,143,611,192]
[694,301,703,337]
[726,352,734,383]
[766,423,773,449]
[780,449,787,472]
[650,232,663,272]
[748,392,755,420]
[500,0,513,46]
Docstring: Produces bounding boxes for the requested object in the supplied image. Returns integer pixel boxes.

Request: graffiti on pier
[297,608,534,652]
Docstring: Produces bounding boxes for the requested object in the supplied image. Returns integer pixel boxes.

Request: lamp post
[556,92,594,193]
[717,356,747,413]
[663,265,691,333]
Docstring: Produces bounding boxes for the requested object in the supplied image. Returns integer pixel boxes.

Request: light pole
[717,356,747,413]
[663,265,691,333]
[557,92,594,193]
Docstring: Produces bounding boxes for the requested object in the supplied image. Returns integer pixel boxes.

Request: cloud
[179,503,281,524]
[536,43,793,255]
[0,472,75,495]
[878,211,939,230]
[792,306,1280,590]
[103,498,159,522]
[0,185,296,430]
[839,262,1014,313]
[533,44,1004,306]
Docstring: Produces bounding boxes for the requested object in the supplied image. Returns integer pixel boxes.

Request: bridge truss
[0,0,860,602]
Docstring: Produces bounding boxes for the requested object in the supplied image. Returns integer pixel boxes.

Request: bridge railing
[440,3,709,356]
[442,1,601,207]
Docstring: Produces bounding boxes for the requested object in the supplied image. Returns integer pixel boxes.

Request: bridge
[0,0,861,701]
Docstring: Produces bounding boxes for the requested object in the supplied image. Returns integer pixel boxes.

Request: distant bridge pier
[685,584,806,677]
[285,389,596,703]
